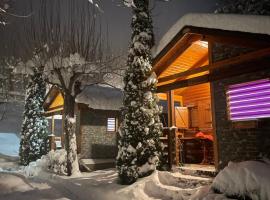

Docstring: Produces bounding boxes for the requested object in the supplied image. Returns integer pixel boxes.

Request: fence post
[48,134,56,150]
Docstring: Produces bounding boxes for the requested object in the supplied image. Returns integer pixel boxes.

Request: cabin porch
[158,82,215,170]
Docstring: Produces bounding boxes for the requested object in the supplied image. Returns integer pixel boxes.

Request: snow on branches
[117,0,163,185]
[19,67,49,166]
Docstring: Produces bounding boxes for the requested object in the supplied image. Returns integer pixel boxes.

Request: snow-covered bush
[23,149,67,176]
[212,160,270,200]
[47,149,67,175]
[23,155,49,177]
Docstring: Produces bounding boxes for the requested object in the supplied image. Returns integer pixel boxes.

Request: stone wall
[79,108,119,159]
[211,44,270,169]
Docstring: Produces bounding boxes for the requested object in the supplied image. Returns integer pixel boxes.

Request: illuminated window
[227,79,270,121]
[107,118,116,132]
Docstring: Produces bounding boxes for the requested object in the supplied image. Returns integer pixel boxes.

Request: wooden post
[208,41,219,170]
[51,115,55,135]
[167,129,173,170]
[175,130,180,166]
[48,134,56,150]
[167,90,175,170]
[167,90,175,127]
[61,112,65,149]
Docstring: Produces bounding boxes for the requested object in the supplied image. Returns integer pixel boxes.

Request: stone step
[176,164,217,178]
[79,159,115,171]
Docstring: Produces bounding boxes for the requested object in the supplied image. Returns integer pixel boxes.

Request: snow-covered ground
[1,144,270,200]
[1,160,270,200]
[0,133,20,157]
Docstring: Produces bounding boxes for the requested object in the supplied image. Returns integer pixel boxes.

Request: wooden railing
[160,127,183,170]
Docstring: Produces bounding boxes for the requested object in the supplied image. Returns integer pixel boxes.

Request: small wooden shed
[153,13,270,170]
[44,84,123,169]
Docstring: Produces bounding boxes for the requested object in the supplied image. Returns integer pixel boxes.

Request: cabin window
[227,79,270,121]
[107,118,116,132]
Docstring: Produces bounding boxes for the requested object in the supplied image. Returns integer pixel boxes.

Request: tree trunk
[64,93,80,176]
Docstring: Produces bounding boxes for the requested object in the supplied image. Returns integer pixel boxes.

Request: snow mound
[212,160,270,200]
[23,149,67,177]
[23,156,49,177]
[118,170,212,200]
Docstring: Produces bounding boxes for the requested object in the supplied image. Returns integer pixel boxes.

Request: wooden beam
[211,47,270,70]
[167,90,175,127]
[154,34,202,77]
[158,62,209,84]
[158,75,209,93]
[157,56,270,93]
[203,34,270,49]
[157,47,270,84]
[153,26,270,72]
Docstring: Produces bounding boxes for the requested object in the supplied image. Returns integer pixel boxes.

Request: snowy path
[0,168,128,200]
[0,172,78,200]
[0,167,240,200]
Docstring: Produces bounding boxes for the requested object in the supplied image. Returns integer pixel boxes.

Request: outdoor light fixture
[227,79,270,121]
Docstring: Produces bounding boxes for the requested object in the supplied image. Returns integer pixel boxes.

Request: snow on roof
[152,13,270,58]
[75,84,123,111]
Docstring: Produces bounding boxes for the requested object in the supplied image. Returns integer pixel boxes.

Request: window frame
[226,78,270,122]
[107,117,117,132]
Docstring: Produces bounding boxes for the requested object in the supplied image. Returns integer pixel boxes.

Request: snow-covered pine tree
[116,0,163,184]
[216,0,270,15]
[19,67,49,166]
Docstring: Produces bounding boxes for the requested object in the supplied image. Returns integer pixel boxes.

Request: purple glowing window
[227,79,270,121]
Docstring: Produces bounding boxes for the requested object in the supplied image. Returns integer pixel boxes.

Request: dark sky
[1,0,222,56]
[98,0,221,51]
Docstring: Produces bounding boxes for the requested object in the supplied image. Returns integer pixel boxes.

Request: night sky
[0,0,222,56]
[98,0,222,51]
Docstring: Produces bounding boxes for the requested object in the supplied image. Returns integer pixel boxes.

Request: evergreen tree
[216,0,270,15]
[116,0,163,184]
[19,67,49,166]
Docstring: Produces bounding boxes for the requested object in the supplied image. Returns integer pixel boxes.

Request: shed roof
[152,13,270,59]
[75,84,123,111]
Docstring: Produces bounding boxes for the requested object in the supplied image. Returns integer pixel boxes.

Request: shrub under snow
[47,149,67,175]
[23,149,67,176]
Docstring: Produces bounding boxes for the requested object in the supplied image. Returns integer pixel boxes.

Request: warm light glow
[194,40,208,48]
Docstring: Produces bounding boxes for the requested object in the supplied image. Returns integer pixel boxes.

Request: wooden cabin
[44,84,123,170]
[153,13,270,170]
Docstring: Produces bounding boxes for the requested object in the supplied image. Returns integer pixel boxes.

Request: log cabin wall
[178,83,212,133]
[211,43,270,170]
[79,106,119,159]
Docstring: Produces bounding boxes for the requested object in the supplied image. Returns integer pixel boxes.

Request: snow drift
[23,149,67,176]
[212,160,270,200]
[118,170,212,200]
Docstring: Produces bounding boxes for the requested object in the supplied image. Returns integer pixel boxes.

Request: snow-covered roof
[75,84,123,111]
[152,13,270,59]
